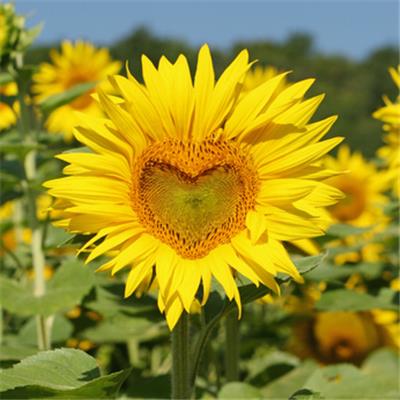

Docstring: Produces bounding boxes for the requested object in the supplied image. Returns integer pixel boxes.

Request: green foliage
[219,382,262,399]
[39,82,97,115]
[0,260,95,316]
[326,223,374,238]
[316,288,398,311]
[0,348,131,398]
[263,349,400,399]
[2,11,399,400]
[263,360,319,399]
[304,353,399,399]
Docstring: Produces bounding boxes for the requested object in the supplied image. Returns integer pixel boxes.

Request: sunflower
[0,201,31,256]
[243,65,288,93]
[44,45,343,329]
[32,40,121,141]
[0,81,18,131]
[289,310,396,365]
[323,145,392,263]
[0,6,7,51]
[324,145,389,226]
[0,3,13,58]
[373,66,400,196]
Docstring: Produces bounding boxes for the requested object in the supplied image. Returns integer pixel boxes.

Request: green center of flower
[131,139,259,258]
[144,165,242,241]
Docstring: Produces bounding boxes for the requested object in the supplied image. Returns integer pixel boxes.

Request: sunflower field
[0,3,399,399]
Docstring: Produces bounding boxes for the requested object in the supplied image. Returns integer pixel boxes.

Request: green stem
[171,312,191,399]
[36,315,48,350]
[16,68,49,351]
[225,310,240,382]
[127,338,140,366]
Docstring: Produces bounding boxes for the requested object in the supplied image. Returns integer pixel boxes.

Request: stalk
[16,68,49,350]
[171,312,191,399]
[224,309,240,382]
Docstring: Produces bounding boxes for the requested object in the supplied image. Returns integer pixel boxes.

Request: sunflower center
[131,139,259,258]
[329,177,366,222]
[63,71,94,110]
[331,339,356,361]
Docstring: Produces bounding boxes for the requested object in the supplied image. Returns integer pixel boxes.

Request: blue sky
[16,0,399,60]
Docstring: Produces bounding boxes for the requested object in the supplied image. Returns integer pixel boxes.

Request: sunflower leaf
[303,361,400,399]
[39,81,97,115]
[315,288,398,311]
[0,348,131,398]
[325,223,373,238]
[0,259,95,316]
[218,382,262,399]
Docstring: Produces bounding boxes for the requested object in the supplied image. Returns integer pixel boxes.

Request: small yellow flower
[373,66,400,196]
[325,145,389,226]
[0,10,7,50]
[0,82,18,131]
[0,201,31,255]
[289,311,392,364]
[65,306,82,319]
[32,41,121,141]
[324,145,391,263]
[27,265,54,281]
[45,45,343,330]
[390,278,400,292]
[243,65,288,93]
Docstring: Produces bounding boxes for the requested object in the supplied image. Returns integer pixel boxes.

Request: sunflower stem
[16,67,49,351]
[225,309,240,382]
[171,312,191,399]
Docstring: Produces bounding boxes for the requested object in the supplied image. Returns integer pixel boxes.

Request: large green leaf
[81,313,165,343]
[315,288,398,311]
[262,360,319,399]
[0,345,37,361]
[18,315,74,346]
[304,360,400,399]
[246,350,299,384]
[219,382,262,399]
[362,348,399,385]
[0,260,95,316]
[85,282,157,318]
[0,348,130,399]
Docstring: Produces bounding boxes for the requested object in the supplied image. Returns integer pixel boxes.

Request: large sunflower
[32,40,121,140]
[44,45,343,329]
